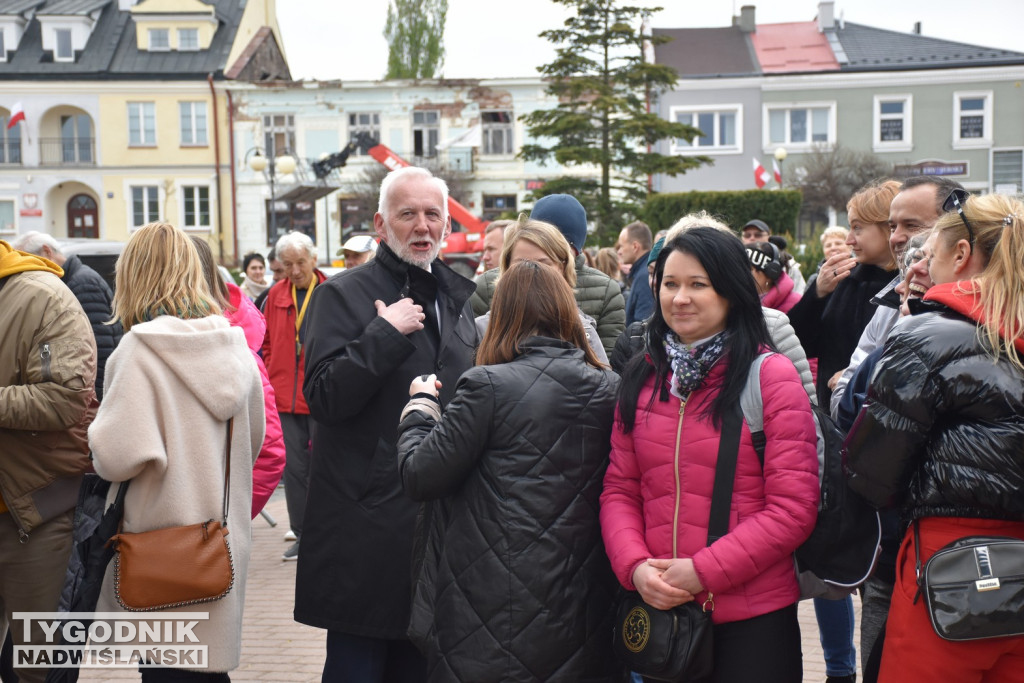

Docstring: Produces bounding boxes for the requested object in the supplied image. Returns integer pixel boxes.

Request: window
[179,102,207,146]
[764,103,835,150]
[263,114,295,159]
[482,194,516,221]
[873,95,912,151]
[993,149,1023,195]
[177,28,199,51]
[348,113,380,155]
[0,113,20,164]
[481,111,514,155]
[148,28,169,51]
[127,102,156,147]
[267,200,314,244]
[954,91,993,148]
[131,186,159,228]
[60,114,92,163]
[182,186,210,229]
[0,199,14,233]
[55,28,72,61]
[670,106,741,154]
[412,111,439,158]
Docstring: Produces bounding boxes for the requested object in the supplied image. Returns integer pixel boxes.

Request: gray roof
[35,0,109,15]
[653,27,760,78]
[0,0,45,15]
[831,22,1024,71]
[0,0,245,80]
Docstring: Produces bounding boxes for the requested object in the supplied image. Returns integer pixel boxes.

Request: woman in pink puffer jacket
[601,228,819,683]
[191,237,286,517]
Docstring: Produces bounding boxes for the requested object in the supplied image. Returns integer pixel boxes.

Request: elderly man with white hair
[297,167,478,682]
[259,230,327,561]
[12,231,121,400]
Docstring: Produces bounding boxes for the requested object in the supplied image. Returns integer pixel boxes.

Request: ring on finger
[833,269,838,277]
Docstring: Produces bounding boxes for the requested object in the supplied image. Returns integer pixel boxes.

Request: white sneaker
[284,530,297,542]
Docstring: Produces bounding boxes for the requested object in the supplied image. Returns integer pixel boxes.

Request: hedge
[641,190,803,236]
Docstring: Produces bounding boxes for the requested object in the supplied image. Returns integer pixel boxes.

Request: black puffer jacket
[397,337,620,682]
[846,288,1024,522]
[61,254,122,400]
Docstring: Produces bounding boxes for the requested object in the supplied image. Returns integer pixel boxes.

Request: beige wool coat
[89,315,264,672]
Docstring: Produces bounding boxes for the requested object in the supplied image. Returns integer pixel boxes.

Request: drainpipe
[227,89,239,262]
[207,73,226,262]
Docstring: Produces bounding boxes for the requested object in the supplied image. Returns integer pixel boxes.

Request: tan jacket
[0,245,96,538]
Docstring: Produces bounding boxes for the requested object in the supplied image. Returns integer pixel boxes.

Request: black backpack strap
[707,405,742,545]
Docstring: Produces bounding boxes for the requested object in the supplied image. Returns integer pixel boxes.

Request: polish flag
[752,157,771,189]
[7,102,25,130]
[773,159,782,185]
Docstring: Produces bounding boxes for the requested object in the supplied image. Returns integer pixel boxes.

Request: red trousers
[879,516,1024,683]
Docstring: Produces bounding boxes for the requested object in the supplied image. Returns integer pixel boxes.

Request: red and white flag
[7,102,25,130]
[752,157,771,189]
[773,158,782,185]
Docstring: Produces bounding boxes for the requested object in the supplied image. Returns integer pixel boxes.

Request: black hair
[900,175,965,215]
[243,252,266,271]
[618,227,773,433]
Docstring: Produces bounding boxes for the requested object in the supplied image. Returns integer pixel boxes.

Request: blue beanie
[530,194,588,253]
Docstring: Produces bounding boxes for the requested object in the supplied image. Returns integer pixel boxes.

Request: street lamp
[774,147,788,188]
[246,147,296,245]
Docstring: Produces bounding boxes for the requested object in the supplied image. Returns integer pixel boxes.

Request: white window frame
[0,197,16,235]
[148,28,170,52]
[54,28,72,61]
[412,110,440,158]
[762,101,837,152]
[953,90,993,149]
[128,184,161,229]
[481,110,514,156]
[991,147,1024,195]
[127,102,156,147]
[347,113,380,156]
[872,94,913,153]
[177,28,199,51]
[669,105,743,155]
[180,184,211,230]
[179,101,208,146]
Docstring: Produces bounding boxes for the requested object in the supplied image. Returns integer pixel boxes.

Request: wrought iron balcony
[39,137,95,166]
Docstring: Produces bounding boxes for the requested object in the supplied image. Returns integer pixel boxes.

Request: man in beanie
[471,194,625,355]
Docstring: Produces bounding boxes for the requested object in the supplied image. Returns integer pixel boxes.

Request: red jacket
[600,353,819,624]
[261,272,327,415]
[760,271,802,314]
[225,283,285,517]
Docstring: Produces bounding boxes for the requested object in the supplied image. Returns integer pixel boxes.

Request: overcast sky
[277,0,1024,82]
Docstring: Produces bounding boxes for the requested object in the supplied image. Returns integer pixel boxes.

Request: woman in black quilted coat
[846,192,1024,682]
[396,261,621,682]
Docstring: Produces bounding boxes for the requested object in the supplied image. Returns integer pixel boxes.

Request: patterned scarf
[663,330,729,401]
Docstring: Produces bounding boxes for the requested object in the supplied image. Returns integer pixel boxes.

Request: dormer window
[178,28,198,51]
[55,28,72,60]
[148,28,169,51]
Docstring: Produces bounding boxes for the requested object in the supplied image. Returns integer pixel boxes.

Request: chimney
[914,22,922,34]
[818,1,835,32]
[738,5,756,33]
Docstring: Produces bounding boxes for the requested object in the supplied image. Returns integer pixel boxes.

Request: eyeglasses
[942,189,976,246]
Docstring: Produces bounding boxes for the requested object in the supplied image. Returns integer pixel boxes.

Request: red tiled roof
[751,21,840,73]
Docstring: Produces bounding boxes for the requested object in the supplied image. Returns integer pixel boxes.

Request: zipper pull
[39,343,52,382]
[18,528,29,544]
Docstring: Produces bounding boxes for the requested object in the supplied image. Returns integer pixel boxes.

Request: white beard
[383,222,441,270]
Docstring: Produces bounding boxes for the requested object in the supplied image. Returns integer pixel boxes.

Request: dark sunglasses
[942,189,975,246]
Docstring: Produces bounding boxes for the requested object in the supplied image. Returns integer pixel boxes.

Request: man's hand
[375,298,425,335]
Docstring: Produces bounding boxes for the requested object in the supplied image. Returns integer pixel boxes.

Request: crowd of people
[1,164,1022,683]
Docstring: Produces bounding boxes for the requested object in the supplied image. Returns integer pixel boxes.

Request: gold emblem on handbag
[108,420,236,611]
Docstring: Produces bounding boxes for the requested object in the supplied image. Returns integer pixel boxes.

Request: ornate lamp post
[774,146,788,188]
[246,147,296,245]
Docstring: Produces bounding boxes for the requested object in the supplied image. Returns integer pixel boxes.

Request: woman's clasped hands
[632,557,705,610]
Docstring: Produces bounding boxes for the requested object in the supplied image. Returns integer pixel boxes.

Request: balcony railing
[39,137,95,166]
[0,142,22,165]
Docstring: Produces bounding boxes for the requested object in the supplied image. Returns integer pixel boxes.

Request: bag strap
[221,419,233,527]
[739,352,773,464]
[707,406,742,545]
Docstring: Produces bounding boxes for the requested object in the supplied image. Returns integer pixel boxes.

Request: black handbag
[611,406,744,681]
[914,521,1024,642]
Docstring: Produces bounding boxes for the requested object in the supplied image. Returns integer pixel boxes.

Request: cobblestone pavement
[79,490,858,682]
